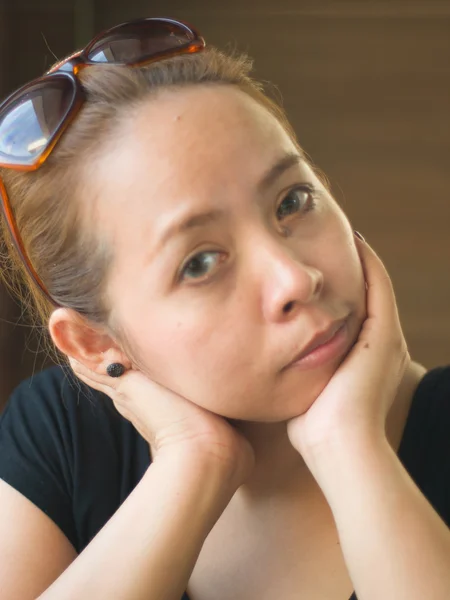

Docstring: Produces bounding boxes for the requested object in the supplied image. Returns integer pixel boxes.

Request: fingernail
[354,230,365,242]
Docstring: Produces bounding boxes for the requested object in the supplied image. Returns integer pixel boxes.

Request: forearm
[39,452,235,600]
[306,434,450,600]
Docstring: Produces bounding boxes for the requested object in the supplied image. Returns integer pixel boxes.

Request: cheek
[335,233,367,325]
[333,236,364,290]
[323,209,364,290]
[122,297,281,419]
[122,305,248,401]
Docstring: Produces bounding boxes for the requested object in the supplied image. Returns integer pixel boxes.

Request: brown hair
[0,47,302,333]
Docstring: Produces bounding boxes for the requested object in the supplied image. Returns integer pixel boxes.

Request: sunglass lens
[87,19,195,64]
[0,77,75,166]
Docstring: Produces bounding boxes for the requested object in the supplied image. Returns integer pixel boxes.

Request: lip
[283,318,349,371]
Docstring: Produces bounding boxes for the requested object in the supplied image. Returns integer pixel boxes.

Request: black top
[0,365,449,600]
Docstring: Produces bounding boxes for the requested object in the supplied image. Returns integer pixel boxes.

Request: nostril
[283,301,295,314]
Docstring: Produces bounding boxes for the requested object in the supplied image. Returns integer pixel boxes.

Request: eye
[179,251,225,282]
[276,185,316,220]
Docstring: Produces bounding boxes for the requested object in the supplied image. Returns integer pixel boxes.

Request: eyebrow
[154,151,303,252]
[257,151,303,193]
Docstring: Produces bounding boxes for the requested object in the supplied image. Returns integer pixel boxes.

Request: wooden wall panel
[1,0,449,405]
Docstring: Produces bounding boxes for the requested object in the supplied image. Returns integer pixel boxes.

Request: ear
[49,308,131,375]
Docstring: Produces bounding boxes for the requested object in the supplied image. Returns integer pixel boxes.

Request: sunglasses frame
[0,17,205,303]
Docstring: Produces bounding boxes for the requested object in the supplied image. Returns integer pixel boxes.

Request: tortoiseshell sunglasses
[0,17,205,302]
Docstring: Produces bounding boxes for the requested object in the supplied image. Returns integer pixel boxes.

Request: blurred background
[0,0,449,409]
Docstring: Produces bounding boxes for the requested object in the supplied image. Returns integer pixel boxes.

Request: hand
[287,236,410,461]
[70,360,255,488]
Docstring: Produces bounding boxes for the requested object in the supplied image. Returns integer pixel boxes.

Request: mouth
[282,318,350,371]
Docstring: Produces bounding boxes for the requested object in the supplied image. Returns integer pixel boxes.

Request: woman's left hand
[287,236,411,464]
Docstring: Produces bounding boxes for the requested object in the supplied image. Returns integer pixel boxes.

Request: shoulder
[0,365,121,484]
[422,365,450,394]
[0,365,151,552]
[3,363,106,411]
[411,365,450,423]
[0,364,152,466]
[1,362,133,424]
[1,365,116,447]
[402,365,450,448]
[2,364,88,417]
[399,365,450,525]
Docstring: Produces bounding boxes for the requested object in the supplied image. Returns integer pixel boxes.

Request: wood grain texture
[0,0,449,406]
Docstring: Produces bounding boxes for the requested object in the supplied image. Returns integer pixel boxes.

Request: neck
[231,419,315,498]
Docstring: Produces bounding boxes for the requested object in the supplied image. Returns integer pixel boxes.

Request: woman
[0,16,449,600]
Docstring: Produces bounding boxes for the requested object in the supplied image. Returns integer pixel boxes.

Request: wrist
[302,427,392,490]
[152,445,244,496]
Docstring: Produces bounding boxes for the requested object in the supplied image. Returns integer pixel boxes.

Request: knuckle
[399,345,411,371]
[387,335,410,374]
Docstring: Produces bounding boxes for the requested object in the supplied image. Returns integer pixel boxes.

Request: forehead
[136,84,289,161]
[87,85,299,246]
[98,85,296,196]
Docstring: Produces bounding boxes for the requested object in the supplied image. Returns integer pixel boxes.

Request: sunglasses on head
[0,17,205,302]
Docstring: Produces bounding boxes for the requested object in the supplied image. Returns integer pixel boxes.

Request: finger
[354,236,400,330]
[69,358,114,396]
[70,357,207,433]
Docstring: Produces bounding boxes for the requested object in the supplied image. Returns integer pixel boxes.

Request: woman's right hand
[69,359,255,489]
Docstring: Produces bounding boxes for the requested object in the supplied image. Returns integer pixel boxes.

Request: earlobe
[48,308,130,374]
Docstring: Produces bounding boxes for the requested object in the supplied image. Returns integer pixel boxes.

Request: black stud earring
[106,363,125,378]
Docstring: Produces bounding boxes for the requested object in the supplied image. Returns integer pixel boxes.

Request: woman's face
[90,84,366,422]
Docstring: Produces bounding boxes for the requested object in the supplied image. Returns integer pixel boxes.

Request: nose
[254,236,324,322]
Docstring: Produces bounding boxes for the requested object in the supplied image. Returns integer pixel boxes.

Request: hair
[0,46,303,338]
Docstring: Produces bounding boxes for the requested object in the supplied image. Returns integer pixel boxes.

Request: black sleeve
[398,365,450,527]
[0,366,151,554]
[0,367,78,547]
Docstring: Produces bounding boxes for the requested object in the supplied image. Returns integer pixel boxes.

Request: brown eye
[180,251,223,281]
[276,186,314,220]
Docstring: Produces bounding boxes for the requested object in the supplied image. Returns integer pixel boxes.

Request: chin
[235,384,328,423]
[267,360,345,422]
